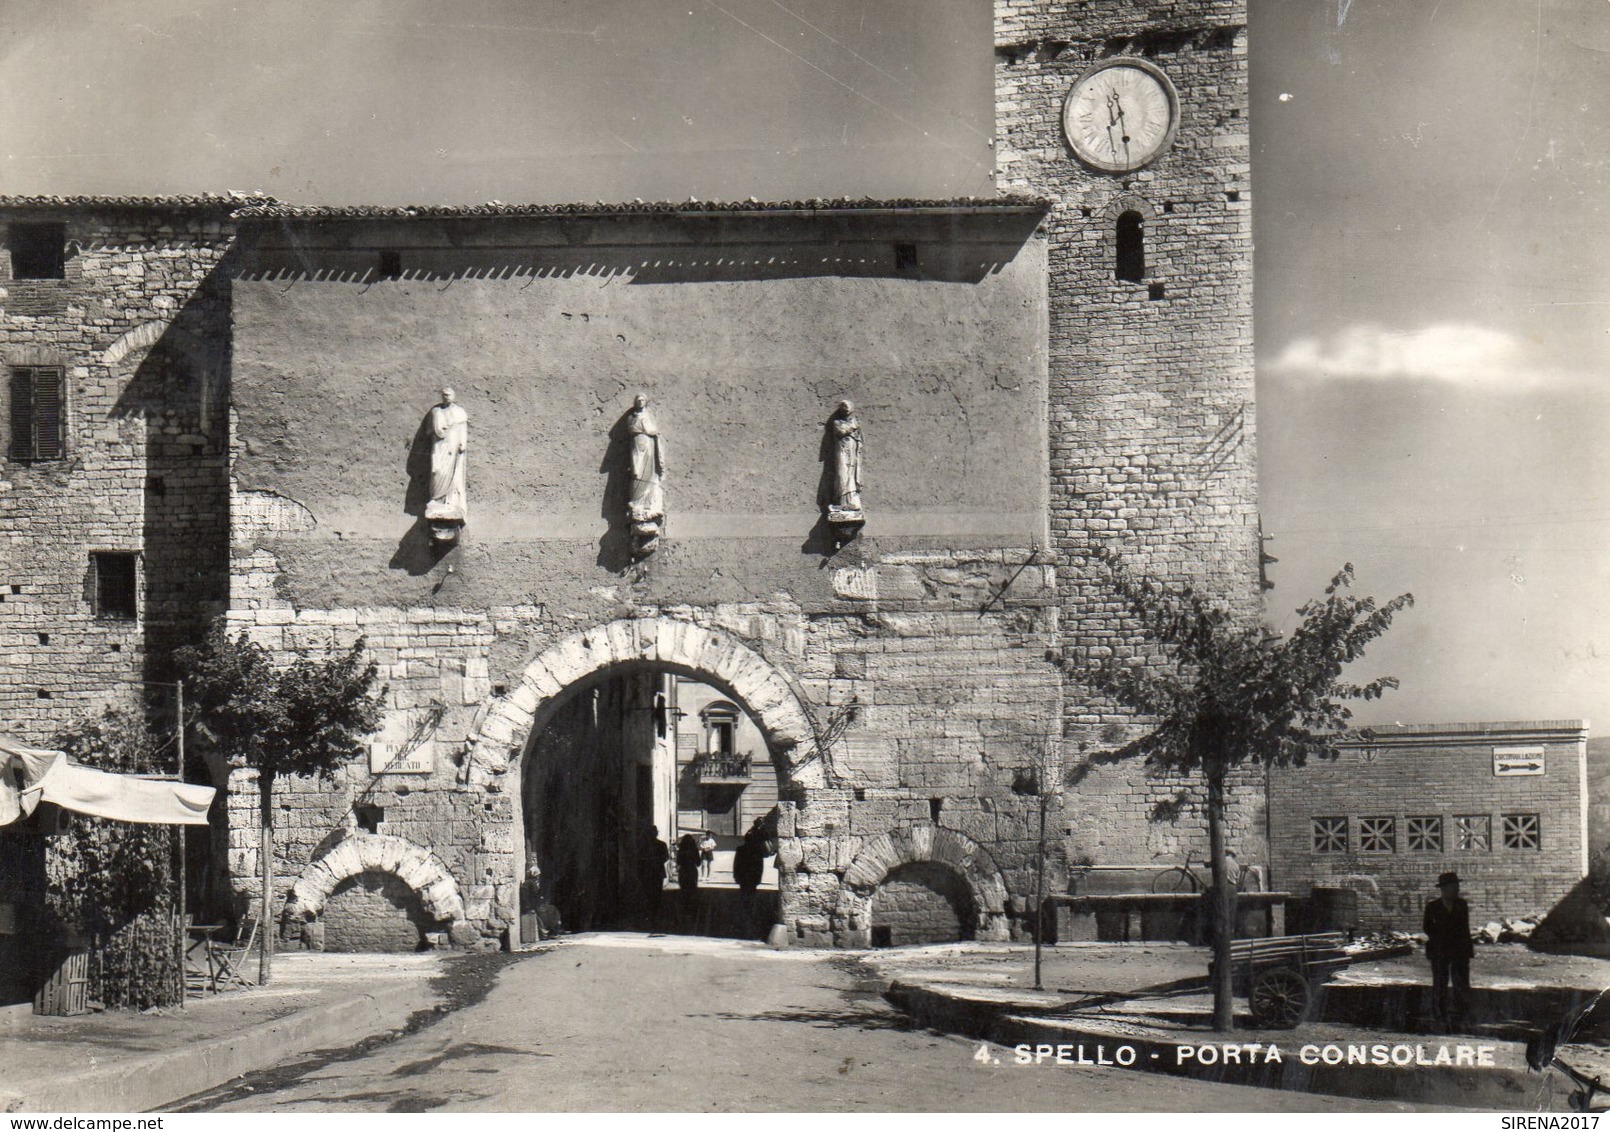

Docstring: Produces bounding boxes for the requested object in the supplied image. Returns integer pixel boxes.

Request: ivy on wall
[45,709,182,1010]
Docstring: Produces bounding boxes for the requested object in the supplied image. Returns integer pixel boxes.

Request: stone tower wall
[993,1,1265,866]
[0,204,234,739]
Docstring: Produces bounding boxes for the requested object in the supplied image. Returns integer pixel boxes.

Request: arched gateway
[462,617,830,937]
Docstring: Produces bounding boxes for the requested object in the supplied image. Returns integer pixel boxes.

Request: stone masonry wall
[320,871,441,952]
[223,551,1061,948]
[1268,722,1590,930]
[0,204,234,741]
[993,0,1264,872]
[871,860,974,946]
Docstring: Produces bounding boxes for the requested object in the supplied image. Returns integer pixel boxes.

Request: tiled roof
[0,193,278,211]
[232,195,1051,219]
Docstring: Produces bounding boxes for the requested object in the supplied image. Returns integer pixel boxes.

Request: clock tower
[994,1,1262,863]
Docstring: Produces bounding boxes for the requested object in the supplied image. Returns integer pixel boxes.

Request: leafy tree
[1055,552,1413,1031]
[175,629,383,984]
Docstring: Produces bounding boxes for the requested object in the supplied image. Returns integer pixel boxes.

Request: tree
[1055,552,1413,1031]
[175,629,383,984]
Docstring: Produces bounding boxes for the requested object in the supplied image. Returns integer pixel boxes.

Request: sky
[1,0,1606,729]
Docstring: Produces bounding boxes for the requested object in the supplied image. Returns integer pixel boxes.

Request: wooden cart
[1214,931,1350,1028]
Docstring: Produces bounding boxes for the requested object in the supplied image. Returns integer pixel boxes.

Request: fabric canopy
[0,735,215,827]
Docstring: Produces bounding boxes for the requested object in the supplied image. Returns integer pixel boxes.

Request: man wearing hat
[1423,870,1474,1029]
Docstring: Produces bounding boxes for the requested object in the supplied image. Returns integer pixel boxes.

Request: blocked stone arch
[834,824,1011,945]
[464,617,827,790]
[285,832,466,931]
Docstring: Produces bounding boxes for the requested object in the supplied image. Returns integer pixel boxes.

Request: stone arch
[285,832,465,926]
[464,617,827,790]
[1100,192,1159,225]
[461,617,827,940]
[834,824,1011,944]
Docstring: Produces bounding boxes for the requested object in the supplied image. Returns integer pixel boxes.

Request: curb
[3,983,433,1114]
[887,979,1554,1109]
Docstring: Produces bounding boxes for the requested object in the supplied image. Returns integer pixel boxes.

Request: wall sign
[1493,746,1545,777]
[368,706,444,775]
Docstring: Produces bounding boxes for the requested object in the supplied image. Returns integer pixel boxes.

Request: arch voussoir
[287,833,466,926]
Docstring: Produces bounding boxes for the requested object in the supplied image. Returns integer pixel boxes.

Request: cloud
[1267,323,1570,389]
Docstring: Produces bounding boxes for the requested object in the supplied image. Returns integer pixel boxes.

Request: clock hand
[1106,90,1124,158]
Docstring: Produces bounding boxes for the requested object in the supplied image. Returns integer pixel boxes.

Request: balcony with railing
[694,752,753,784]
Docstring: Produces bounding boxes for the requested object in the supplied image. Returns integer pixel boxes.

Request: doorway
[520,666,782,936]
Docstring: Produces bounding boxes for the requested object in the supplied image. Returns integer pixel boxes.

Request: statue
[826,400,864,528]
[625,393,665,555]
[424,387,468,542]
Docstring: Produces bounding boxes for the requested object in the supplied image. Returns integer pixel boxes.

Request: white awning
[0,736,215,827]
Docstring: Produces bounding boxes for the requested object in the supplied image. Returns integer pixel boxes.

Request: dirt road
[188,934,1427,1112]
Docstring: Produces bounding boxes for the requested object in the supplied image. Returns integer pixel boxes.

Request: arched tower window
[1115,210,1145,283]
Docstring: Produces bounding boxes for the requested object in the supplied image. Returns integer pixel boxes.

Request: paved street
[187,934,1426,1112]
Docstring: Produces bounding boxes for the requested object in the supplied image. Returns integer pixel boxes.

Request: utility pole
[1033,784,1048,991]
[175,679,187,1009]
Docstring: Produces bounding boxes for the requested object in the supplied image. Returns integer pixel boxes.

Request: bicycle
[1151,849,1255,894]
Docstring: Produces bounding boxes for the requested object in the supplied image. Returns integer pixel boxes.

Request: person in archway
[675,832,702,930]
[637,824,669,930]
[732,819,769,937]
[698,828,717,881]
[1424,870,1474,1030]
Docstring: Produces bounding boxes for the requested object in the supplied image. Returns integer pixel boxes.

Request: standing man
[637,824,669,930]
[732,820,768,937]
[1423,870,1474,1030]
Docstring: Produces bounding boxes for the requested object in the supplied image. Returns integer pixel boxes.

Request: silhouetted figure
[733,821,768,937]
[676,833,702,929]
[638,825,669,929]
[1424,870,1473,1030]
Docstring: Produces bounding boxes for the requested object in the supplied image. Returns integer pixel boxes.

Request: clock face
[1062,59,1180,173]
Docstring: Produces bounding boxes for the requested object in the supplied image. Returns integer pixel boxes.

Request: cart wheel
[1249,966,1311,1029]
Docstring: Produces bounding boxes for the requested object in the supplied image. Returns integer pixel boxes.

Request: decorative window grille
[1311,816,1347,853]
[1502,813,1541,851]
[9,366,64,462]
[1454,815,1491,851]
[1406,815,1443,852]
[1359,816,1396,853]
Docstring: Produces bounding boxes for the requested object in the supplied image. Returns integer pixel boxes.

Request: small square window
[1454,814,1490,851]
[9,366,65,462]
[893,242,919,272]
[1359,816,1396,853]
[10,222,66,279]
[1312,816,1347,853]
[91,552,138,620]
[1502,813,1541,851]
[1406,815,1443,852]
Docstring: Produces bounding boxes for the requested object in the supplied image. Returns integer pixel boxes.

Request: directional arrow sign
[1493,746,1545,777]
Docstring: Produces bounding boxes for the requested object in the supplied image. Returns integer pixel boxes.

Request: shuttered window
[9,366,65,462]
